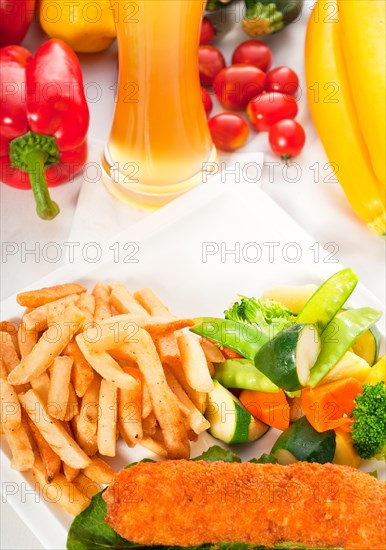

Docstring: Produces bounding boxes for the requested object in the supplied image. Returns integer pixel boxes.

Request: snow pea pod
[297,268,358,333]
[214,359,280,393]
[190,318,269,360]
[308,307,382,387]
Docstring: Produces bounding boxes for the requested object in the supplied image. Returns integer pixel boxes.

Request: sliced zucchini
[260,284,317,314]
[296,268,358,333]
[254,324,321,392]
[271,416,336,464]
[205,380,268,444]
[352,324,380,366]
[365,355,385,385]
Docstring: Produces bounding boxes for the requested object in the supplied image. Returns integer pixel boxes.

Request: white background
[1,1,385,548]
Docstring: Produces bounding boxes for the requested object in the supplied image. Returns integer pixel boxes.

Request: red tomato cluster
[199,21,305,159]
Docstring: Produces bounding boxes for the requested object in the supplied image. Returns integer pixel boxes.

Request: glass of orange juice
[102,0,216,208]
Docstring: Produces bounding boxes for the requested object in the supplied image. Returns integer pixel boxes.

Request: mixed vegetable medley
[191,268,385,469]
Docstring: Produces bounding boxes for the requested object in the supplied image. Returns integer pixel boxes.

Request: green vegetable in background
[296,268,358,334]
[214,359,281,392]
[191,299,295,360]
[225,297,294,329]
[243,0,303,37]
[351,381,386,460]
[308,307,382,387]
[206,0,236,11]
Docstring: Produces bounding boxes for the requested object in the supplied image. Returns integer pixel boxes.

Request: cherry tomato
[213,64,266,110]
[232,40,272,73]
[208,113,249,152]
[247,92,298,132]
[199,46,226,86]
[201,87,213,117]
[200,17,216,45]
[269,119,306,160]
[265,66,299,96]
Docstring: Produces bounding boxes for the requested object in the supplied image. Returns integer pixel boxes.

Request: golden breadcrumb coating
[103,460,386,549]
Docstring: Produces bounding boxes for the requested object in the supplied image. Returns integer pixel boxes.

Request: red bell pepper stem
[10,131,60,220]
[24,149,60,220]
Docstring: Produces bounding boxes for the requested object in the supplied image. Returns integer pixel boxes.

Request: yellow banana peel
[39,0,116,53]
[305,0,386,235]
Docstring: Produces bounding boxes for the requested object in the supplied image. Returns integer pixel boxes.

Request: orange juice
[102,0,215,207]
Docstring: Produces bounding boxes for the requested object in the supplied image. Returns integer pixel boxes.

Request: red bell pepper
[0,39,89,220]
[0,0,36,47]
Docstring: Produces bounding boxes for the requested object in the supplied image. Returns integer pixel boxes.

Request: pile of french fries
[0,282,223,515]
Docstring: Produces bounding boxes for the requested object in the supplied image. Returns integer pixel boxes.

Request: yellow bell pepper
[39,0,116,53]
[365,355,386,385]
[305,0,385,235]
[333,428,362,468]
[338,0,386,189]
[321,351,371,385]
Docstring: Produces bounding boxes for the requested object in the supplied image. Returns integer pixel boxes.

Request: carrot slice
[301,377,362,432]
[239,389,290,431]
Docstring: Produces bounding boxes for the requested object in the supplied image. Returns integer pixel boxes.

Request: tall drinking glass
[102,0,216,208]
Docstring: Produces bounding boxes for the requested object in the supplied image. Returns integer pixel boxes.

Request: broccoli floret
[225,296,294,331]
[351,381,386,460]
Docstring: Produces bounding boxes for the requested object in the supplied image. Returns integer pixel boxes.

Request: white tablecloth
[1,2,385,548]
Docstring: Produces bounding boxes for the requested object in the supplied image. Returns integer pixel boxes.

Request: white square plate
[1,181,384,549]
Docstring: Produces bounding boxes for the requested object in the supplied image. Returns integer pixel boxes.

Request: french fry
[97,379,118,457]
[25,415,61,482]
[200,338,225,363]
[30,372,50,404]
[8,305,85,385]
[76,336,138,390]
[0,331,20,371]
[0,321,20,356]
[121,330,189,459]
[110,283,150,316]
[64,382,79,421]
[134,288,173,317]
[47,356,72,421]
[118,368,142,446]
[141,379,152,418]
[17,283,86,308]
[73,472,101,499]
[22,294,80,332]
[19,389,91,468]
[61,421,80,481]
[72,375,100,456]
[0,376,21,431]
[82,456,115,484]
[92,282,112,325]
[134,288,181,367]
[139,435,168,458]
[81,316,193,352]
[62,340,94,397]
[177,333,214,393]
[164,366,210,435]
[46,301,66,327]
[17,321,38,359]
[142,412,157,436]
[4,416,34,471]
[76,293,95,325]
[167,361,208,414]
[32,458,89,515]
[206,359,215,377]
[0,333,29,393]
